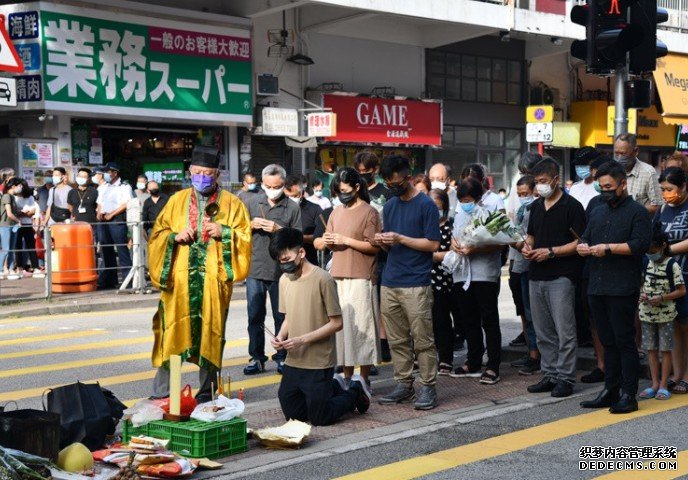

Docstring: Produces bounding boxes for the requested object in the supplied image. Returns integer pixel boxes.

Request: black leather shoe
[580,388,620,408]
[551,380,573,398]
[609,393,638,414]
[243,359,265,375]
[527,377,557,393]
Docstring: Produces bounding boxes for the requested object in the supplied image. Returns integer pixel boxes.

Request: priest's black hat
[191,146,221,169]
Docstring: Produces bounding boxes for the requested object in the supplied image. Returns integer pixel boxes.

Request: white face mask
[52,176,63,185]
[76,177,88,186]
[263,185,284,200]
[314,190,323,198]
[536,183,553,199]
[136,182,146,190]
[288,196,301,205]
[431,180,447,190]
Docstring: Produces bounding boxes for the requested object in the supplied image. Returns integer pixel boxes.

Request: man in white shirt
[96,162,134,289]
[569,147,601,210]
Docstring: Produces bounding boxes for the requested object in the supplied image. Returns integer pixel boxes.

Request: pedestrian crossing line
[333,395,688,480]
[0,338,249,379]
[122,374,283,407]
[0,336,154,360]
[0,326,38,336]
[0,330,103,346]
[591,449,688,479]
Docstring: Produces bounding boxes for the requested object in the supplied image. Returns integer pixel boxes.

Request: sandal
[668,379,676,390]
[671,380,688,394]
[655,388,671,400]
[480,370,501,385]
[639,387,657,399]
[449,365,482,378]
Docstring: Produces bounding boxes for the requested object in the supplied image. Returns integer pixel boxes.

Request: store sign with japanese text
[0,3,253,124]
[322,94,442,146]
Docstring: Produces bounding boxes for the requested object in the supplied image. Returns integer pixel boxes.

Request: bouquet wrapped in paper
[459,208,524,247]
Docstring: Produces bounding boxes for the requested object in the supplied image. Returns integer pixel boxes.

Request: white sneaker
[6,274,20,280]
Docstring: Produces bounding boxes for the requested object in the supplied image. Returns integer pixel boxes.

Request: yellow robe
[148,188,251,371]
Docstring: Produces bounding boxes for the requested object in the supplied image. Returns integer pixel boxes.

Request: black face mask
[279,257,302,274]
[361,173,374,186]
[149,189,160,197]
[338,192,355,205]
[600,189,619,204]
[388,182,407,197]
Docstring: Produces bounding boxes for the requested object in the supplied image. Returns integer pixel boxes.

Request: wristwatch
[548,247,556,260]
[605,244,612,256]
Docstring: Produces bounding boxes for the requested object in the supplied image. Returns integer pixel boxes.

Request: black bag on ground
[43,382,126,451]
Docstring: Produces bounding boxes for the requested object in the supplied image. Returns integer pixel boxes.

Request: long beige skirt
[336,278,381,367]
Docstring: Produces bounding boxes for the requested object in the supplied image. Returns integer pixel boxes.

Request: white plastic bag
[123,399,165,427]
[191,395,245,422]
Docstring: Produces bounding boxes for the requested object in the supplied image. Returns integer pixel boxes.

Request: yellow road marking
[0,353,265,403]
[0,336,154,360]
[592,450,688,479]
[0,330,102,346]
[0,326,38,336]
[0,338,248,379]
[334,395,688,480]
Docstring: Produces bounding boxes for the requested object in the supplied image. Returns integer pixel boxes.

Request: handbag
[50,205,71,222]
[43,382,126,451]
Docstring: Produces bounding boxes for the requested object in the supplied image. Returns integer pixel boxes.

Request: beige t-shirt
[279,266,342,369]
[327,202,380,283]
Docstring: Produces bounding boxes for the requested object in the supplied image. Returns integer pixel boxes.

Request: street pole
[613,65,629,138]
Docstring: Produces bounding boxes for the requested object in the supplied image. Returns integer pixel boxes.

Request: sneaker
[509,332,526,346]
[243,359,265,375]
[414,385,438,410]
[350,374,372,413]
[276,360,285,375]
[438,362,453,376]
[510,355,530,368]
[333,374,350,392]
[378,383,415,405]
[518,357,541,376]
[380,339,392,362]
[527,377,557,393]
[449,365,482,378]
[581,368,605,383]
[32,272,45,279]
[6,274,20,280]
[551,380,574,398]
[369,365,379,376]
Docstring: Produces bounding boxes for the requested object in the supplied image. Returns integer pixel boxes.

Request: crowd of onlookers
[0,163,169,287]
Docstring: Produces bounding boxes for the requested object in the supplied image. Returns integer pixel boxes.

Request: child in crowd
[639,225,686,400]
[269,228,371,426]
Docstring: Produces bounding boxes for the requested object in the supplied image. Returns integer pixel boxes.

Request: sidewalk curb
[0,287,247,319]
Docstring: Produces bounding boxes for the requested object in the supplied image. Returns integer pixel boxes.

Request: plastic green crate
[122,418,247,459]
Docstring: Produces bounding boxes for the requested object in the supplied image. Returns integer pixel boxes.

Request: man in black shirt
[141,181,169,236]
[523,158,586,398]
[578,162,651,414]
[284,175,322,265]
[68,168,98,224]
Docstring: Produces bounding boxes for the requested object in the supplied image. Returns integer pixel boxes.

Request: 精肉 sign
[322,93,441,146]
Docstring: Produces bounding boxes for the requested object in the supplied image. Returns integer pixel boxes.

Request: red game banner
[323,94,441,146]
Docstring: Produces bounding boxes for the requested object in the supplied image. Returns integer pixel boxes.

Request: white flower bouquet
[460,208,524,246]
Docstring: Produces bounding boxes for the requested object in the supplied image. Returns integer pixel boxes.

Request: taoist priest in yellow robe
[148,146,251,402]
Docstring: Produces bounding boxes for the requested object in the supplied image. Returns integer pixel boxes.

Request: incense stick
[318,214,327,229]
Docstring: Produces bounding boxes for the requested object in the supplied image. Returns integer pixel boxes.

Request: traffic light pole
[613,64,629,137]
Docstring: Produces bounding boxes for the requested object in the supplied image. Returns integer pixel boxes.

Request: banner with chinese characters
[0,3,252,124]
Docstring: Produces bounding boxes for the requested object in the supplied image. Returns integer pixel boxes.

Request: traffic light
[571,0,643,75]
[628,0,668,74]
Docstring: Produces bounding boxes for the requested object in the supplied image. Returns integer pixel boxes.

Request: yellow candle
[169,355,182,416]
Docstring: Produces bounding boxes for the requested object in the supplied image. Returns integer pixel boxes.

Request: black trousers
[431,290,455,365]
[508,269,525,317]
[575,277,593,343]
[453,281,502,373]
[15,226,38,269]
[278,365,356,426]
[588,294,640,395]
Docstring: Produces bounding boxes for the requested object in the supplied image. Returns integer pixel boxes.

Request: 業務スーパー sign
[322,94,441,146]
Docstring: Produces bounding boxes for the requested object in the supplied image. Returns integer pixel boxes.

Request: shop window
[454,127,476,145]
[477,81,491,102]
[478,129,504,147]
[477,57,491,80]
[505,130,522,149]
[509,60,522,83]
[462,79,476,102]
[428,51,445,74]
[482,151,505,172]
[428,76,445,99]
[493,82,507,104]
[446,77,461,99]
[462,55,476,78]
[508,83,522,105]
[446,53,462,76]
[442,127,454,144]
[493,59,507,82]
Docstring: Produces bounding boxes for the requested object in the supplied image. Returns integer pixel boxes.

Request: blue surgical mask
[593,180,601,193]
[460,202,475,214]
[247,183,257,191]
[647,251,663,263]
[519,196,535,207]
[575,166,591,180]
[104,173,112,183]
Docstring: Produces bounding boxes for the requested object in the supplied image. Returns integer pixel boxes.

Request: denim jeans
[246,277,286,363]
[520,271,538,352]
[0,226,14,271]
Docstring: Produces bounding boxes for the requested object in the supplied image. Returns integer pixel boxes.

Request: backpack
[642,256,678,293]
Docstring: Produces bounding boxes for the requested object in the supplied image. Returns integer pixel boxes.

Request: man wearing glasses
[374,155,441,410]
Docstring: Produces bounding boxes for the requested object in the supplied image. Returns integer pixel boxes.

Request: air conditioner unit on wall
[530,85,561,108]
